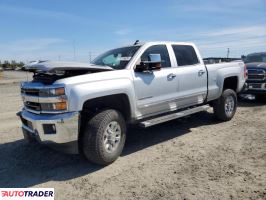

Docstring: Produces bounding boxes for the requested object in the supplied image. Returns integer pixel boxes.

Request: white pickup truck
[18,41,246,165]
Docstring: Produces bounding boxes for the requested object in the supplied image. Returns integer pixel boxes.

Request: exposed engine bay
[32,70,99,84]
[25,60,113,84]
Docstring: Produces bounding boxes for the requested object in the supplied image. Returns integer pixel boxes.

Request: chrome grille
[247,69,266,81]
[25,101,41,111]
[21,88,39,96]
[21,82,67,114]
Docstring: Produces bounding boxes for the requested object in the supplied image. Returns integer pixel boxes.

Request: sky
[0,0,265,62]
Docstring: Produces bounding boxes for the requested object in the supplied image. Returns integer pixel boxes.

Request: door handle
[167,73,176,79]
[198,70,205,76]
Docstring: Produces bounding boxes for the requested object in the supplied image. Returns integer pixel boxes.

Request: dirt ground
[0,80,265,200]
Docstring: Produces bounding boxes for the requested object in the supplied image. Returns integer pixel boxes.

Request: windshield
[92,46,141,69]
[245,53,266,63]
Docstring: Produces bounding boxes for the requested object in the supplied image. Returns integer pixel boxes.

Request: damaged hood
[24,60,113,72]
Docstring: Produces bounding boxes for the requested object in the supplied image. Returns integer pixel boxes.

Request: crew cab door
[133,44,179,118]
[171,45,208,108]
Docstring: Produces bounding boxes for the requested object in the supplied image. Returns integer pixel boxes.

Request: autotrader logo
[0,188,54,200]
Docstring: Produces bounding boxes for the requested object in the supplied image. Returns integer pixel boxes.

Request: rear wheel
[82,109,126,165]
[213,89,237,121]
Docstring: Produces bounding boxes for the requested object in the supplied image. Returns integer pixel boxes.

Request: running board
[140,105,210,128]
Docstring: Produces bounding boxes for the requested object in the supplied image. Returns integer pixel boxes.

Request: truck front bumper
[241,82,266,94]
[17,110,80,154]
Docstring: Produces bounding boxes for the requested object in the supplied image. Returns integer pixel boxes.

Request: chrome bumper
[18,110,80,153]
[241,82,266,94]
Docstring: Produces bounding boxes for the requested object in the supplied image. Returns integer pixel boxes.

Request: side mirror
[135,54,162,72]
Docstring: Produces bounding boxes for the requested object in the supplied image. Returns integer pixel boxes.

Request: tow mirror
[135,54,162,72]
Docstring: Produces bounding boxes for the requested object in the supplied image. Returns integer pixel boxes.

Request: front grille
[21,82,66,114]
[248,74,265,80]
[247,69,266,81]
[21,88,39,96]
[25,101,41,111]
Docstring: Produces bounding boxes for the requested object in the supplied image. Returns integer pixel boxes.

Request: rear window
[172,45,199,66]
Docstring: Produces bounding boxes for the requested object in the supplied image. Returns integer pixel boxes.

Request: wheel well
[78,94,131,155]
[81,94,131,122]
[223,76,238,91]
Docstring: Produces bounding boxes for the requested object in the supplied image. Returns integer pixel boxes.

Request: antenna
[134,40,139,45]
[227,48,230,59]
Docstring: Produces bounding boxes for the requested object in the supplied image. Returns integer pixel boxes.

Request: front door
[133,45,179,118]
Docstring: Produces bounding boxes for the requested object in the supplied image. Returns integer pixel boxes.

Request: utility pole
[227,48,230,59]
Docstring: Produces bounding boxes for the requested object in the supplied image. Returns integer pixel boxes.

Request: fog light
[43,124,56,134]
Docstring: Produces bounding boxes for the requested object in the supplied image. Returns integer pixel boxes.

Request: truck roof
[118,41,197,49]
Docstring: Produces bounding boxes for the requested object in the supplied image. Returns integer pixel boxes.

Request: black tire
[82,109,126,165]
[213,89,237,121]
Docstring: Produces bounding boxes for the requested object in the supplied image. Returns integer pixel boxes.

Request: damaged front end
[18,60,113,153]
[25,60,114,84]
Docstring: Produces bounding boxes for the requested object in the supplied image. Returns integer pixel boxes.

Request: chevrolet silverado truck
[241,52,266,100]
[18,41,246,165]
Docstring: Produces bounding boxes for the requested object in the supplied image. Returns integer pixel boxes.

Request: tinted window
[172,45,199,66]
[245,54,266,63]
[141,45,171,68]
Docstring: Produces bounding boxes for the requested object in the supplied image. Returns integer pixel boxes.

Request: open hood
[25,60,113,72]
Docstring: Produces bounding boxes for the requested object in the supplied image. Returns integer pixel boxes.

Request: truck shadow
[123,111,219,156]
[0,140,101,188]
[238,96,266,107]
[0,112,219,188]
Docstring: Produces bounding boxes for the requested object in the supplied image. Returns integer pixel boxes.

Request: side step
[140,105,210,128]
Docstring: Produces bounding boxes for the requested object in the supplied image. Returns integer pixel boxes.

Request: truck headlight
[41,101,68,111]
[52,87,65,96]
[40,87,65,96]
[39,86,68,112]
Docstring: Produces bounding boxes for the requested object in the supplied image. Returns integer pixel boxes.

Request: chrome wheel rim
[103,121,121,153]
[225,96,235,116]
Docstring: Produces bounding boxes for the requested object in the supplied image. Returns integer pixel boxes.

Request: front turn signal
[54,101,67,110]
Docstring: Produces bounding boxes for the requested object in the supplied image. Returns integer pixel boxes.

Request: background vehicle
[203,57,241,64]
[241,52,266,100]
[18,41,246,165]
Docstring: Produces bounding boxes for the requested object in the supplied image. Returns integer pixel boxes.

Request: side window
[172,45,199,66]
[141,45,171,68]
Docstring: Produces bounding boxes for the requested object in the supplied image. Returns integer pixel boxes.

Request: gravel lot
[0,77,265,199]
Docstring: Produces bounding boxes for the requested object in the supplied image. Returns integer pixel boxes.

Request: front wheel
[213,89,237,121]
[82,109,126,165]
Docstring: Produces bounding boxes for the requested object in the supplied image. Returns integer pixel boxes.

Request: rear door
[171,45,208,108]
